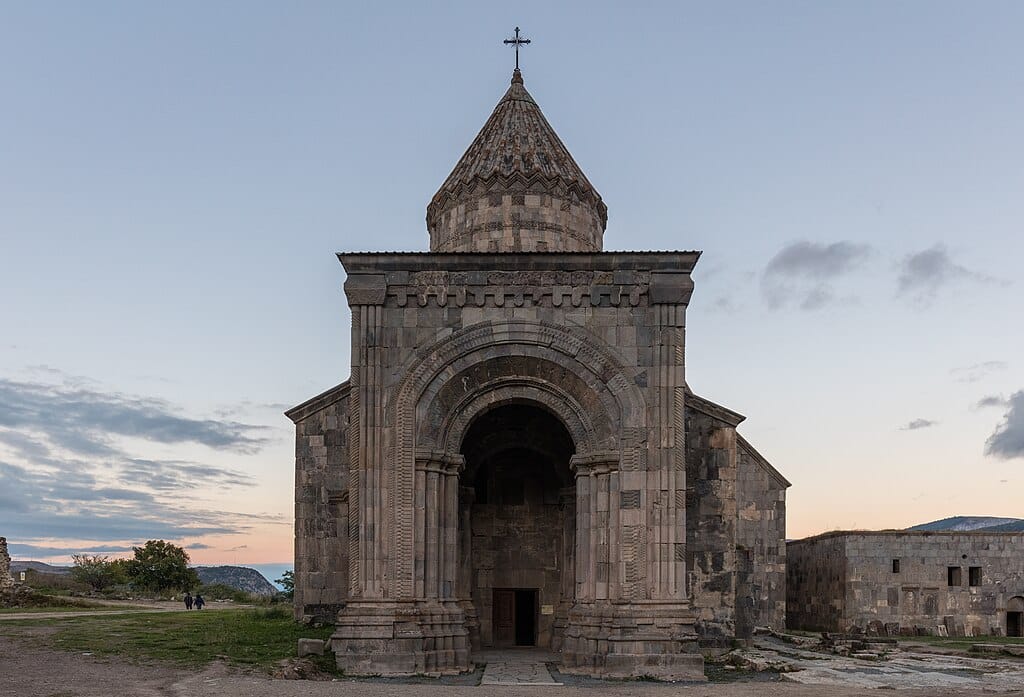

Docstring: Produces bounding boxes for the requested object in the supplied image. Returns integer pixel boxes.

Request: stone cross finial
[503,26,531,70]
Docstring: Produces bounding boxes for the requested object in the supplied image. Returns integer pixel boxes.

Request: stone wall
[287,382,351,622]
[735,436,788,633]
[684,401,739,644]
[786,532,847,631]
[787,532,1024,636]
[0,537,14,590]
[470,479,565,648]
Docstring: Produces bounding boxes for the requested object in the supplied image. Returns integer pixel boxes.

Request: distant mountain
[10,561,71,575]
[195,566,277,596]
[908,516,1024,532]
[982,519,1024,532]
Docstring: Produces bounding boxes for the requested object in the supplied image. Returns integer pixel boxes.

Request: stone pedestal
[331,600,470,676]
[561,601,705,681]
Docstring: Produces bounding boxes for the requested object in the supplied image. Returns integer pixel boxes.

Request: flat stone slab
[480,652,562,686]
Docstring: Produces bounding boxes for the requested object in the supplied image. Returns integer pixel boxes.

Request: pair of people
[183,592,205,610]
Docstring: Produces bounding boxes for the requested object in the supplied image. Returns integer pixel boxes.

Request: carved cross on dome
[503,26,531,70]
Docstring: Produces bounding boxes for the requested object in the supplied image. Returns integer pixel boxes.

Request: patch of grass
[0,592,107,612]
[0,603,114,614]
[34,608,333,670]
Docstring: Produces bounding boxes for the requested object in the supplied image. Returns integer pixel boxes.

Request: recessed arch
[386,319,647,599]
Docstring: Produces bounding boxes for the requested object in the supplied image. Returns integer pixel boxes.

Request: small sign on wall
[541,604,554,615]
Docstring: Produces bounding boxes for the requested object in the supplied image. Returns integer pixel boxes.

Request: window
[947,566,962,587]
[969,566,982,587]
[892,559,901,573]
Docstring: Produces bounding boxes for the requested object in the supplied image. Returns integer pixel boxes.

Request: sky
[1,1,1022,567]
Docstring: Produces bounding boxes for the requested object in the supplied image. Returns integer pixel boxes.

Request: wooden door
[493,589,514,646]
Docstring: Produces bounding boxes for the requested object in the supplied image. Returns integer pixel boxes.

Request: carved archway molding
[387,319,646,599]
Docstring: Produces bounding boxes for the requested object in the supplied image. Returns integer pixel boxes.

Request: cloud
[761,241,872,310]
[7,543,136,558]
[974,395,1009,409]
[0,370,281,548]
[901,419,937,431]
[951,361,1008,384]
[0,376,271,457]
[897,245,994,302]
[984,390,1024,459]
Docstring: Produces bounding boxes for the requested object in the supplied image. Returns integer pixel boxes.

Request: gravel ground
[2,631,1023,697]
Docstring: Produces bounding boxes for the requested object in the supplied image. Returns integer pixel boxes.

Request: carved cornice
[389,269,650,308]
[285,380,351,423]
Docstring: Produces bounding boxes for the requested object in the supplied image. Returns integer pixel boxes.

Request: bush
[70,555,126,592]
[125,540,200,594]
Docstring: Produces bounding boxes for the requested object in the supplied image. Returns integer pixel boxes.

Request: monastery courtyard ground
[2,608,1022,696]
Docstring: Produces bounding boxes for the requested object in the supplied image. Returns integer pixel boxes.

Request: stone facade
[287,68,789,680]
[787,532,1024,637]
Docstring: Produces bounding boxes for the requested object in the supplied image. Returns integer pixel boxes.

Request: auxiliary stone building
[287,68,789,680]
[787,531,1024,637]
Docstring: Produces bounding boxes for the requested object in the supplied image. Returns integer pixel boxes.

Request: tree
[125,540,200,594]
[70,554,125,591]
[276,570,294,600]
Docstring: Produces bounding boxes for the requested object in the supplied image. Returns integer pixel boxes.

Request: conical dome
[427,69,607,253]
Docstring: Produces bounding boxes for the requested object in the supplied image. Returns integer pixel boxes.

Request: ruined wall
[786,534,847,631]
[289,383,351,622]
[684,404,738,643]
[735,437,788,633]
[0,537,14,590]
[788,532,1024,636]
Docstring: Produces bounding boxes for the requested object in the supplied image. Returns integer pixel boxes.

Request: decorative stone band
[390,282,648,308]
[344,268,694,309]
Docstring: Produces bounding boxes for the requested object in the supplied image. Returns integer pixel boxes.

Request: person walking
[194,594,205,610]
[184,591,193,610]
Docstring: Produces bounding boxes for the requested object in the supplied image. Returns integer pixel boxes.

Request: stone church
[287,67,789,680]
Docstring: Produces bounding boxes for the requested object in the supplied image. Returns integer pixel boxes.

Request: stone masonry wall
[786,534,847,631]
[0,537,14,590]
[788,532,1024,636]
[470,479,564,648]
[844,532,1024,636]
[735,438,787,633]
[291,384,351,621]
[684,406,738,643]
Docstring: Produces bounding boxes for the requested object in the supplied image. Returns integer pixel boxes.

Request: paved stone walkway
[478,649,563,686]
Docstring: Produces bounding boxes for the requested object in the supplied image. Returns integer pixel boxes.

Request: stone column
[341,273,388,600]
[457,486,480,649]
[551,486,575,652]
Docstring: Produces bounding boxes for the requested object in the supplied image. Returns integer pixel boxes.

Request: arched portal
[458,403,576,649]
[1008,596,1024,637]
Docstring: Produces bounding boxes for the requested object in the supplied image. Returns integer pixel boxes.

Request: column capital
[344,273,387,306]
[414,449,465,474]
[570,451,619,477]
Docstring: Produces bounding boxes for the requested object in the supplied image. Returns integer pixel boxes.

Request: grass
[1,606,335,671]
[0,603,116,614]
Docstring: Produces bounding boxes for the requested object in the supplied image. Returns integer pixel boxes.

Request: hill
[908,516,1024,532]
[195,566,277,596]
[10,561,71,575]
